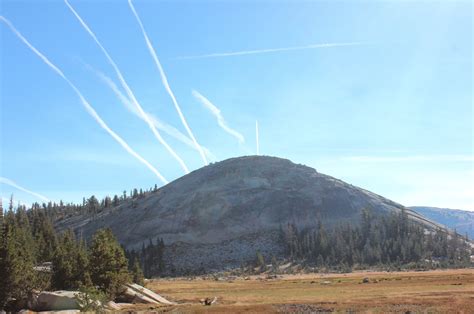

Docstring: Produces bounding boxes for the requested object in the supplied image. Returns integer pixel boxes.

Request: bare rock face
[55,156,440,274]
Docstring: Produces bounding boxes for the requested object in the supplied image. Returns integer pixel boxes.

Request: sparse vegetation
[76,285,107,313]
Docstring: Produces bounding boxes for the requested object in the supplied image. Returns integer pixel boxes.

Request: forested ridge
[8,186,159,224]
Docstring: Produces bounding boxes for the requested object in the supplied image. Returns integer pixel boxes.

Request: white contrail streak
[88,65,216,160]
[128,0,208,166]
[256,120,260,155]
[0,16,169,184]
[64,0,190,174]
[0,177,50,203]
[176,42,366,60]
[192,90,245,145]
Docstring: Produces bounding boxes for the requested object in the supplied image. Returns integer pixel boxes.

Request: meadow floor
[145,269,474,313]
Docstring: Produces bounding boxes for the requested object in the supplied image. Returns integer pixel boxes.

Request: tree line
[279,208,472,269]
[124,237,165,279]
[10,184,160,225]
[0,201,144,311]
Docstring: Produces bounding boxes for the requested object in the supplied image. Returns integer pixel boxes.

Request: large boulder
[34,291,80,311]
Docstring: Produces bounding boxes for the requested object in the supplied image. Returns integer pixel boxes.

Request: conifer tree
[52,229,90,290]
[89,229,130,298]
[131,258,145,285]
[0,209,37,309]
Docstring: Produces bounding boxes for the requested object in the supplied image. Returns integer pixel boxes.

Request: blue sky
[1,0,472,210]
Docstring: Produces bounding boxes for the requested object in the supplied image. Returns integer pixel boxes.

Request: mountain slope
[56,156,442,273]
[410,206,474,239]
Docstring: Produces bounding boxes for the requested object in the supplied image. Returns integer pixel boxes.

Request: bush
[76,285,107,313]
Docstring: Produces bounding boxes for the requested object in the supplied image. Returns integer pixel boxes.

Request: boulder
[34,291,80,311]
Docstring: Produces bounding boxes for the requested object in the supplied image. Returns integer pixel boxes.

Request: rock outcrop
[55,156,442,274]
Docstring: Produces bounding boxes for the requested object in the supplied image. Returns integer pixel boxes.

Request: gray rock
[56,156,443,274]
[34,291,80,311]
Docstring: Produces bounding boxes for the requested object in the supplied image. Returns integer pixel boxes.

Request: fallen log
[124,283,176,305]
[121,287,159,305]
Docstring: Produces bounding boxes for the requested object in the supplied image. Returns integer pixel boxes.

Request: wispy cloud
[0,177,50,202]
[192,90,245,145]
[176,42,366,60]
[88,65,215,161]
[342,155,474,163]
[128,0,209,166]
[65,0,190,174]
[0,16,169,184]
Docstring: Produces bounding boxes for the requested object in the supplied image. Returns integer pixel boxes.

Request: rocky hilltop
[56,156,441,274]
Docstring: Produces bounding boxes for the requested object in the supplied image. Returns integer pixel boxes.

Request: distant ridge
[411,206,474,239]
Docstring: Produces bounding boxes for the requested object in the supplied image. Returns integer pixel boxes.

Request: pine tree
[255,251,265,271]
[0,209,37,309]
[87,196,99,216]
[89,229,130,298]
[113,195,120,206]
[131,258,145,285]
[52,230,90,290]
[31,210,57,263]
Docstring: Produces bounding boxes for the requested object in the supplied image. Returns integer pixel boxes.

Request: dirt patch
[275,303,335,313]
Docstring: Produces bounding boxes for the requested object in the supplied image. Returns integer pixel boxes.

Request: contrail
[128,0,208,166]
[0,16,169,184]
[0,177,50,203]
[256,120,260,155]
[88,65,216,161]
[192,90,245,145]
[176,42,366,60]
[64,0,190,174]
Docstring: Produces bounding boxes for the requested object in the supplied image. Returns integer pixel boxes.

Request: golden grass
[146,269,474,313]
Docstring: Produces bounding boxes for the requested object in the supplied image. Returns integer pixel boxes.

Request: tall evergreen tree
[131,258,145,285]
[0,209,37,309]
[52,230,91,290]
[89,229,130,298]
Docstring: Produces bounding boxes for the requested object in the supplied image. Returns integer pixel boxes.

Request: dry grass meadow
[142,269,474,313]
